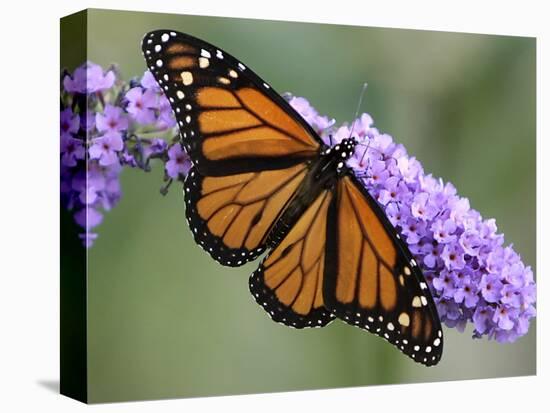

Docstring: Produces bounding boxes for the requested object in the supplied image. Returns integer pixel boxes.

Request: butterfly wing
[184,163,310,266]
[141,30,322,176]
[324,174,443,366]
[249,189,335,328]
[142,30,326,265]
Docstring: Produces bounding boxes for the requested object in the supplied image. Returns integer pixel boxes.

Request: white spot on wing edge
[181,71,193,85]
[199,57,209,68]
[398,312,410,327]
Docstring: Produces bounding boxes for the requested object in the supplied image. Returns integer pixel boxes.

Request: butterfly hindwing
[249,189,335,328]
[184,163,310,266]
[323,174,443,366]
[142,30,322,176]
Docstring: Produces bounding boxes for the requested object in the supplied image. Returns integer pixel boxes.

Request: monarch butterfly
[142,30,443,366]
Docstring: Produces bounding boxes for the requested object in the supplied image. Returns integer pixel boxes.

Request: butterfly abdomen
[265,159,331,248]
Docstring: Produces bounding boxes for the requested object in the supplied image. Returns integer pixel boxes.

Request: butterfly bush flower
[166,143,193,179]
[286,94,536,343]
[60,63,180,247]
[286,95,335,136]
[63,61,116,94]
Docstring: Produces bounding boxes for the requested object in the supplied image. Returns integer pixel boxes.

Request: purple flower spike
[287,94,536,343]
[59,66,535,344]
[61,62,182,248]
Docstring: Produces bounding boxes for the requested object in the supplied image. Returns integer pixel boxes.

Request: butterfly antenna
[356,141,399,166]
[359,142,370,167]
[348,82,368,140]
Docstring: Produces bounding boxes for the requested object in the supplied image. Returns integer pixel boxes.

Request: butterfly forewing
[141,30,322,176]
[323,174,443,366]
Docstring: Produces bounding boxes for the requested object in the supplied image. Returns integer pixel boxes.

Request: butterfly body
[266,137,357,248]
[142,30,443,366]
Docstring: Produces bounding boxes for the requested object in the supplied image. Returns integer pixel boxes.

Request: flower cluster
[60,62,190,246]
[287,96,536,343]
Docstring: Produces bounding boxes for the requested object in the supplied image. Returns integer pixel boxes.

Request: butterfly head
[324,137,358,172]
[339,137,358,157]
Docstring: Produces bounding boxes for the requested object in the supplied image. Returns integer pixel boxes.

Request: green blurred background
[77,9,536,403]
